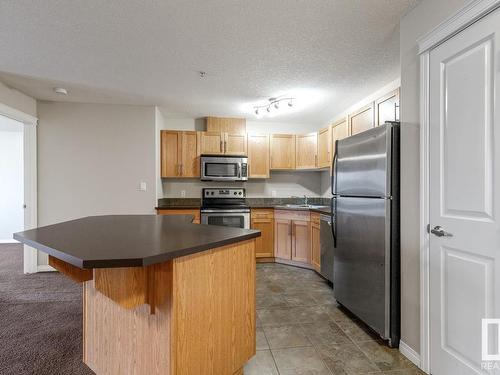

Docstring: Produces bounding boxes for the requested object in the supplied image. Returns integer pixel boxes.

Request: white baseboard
[399,340,421,369]
[37,265,55,272]
[0,239,19,244]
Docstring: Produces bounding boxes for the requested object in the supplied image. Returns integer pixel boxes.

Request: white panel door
[429,8,500,375]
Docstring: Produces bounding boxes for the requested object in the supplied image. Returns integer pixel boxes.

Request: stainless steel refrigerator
[331,122,400,347]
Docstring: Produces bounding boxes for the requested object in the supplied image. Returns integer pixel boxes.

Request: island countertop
[14,215,260,269]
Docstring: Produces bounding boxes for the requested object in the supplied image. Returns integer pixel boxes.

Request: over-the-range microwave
[200,155,248,181]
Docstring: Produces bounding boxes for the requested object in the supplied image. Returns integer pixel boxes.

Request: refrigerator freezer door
[333,196,390,338]
[334,124,391,197]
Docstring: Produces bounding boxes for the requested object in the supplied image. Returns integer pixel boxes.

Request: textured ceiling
[0,0,419,124]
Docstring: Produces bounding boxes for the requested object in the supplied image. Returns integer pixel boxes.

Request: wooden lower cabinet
[311,213,321,272]
[250,209,274,258]
[156,208,200,224]
[274,218,292,260]
[292,220,311,263]
[274,210,311,266]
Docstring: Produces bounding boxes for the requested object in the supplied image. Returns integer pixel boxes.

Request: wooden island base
[82,239,256,375]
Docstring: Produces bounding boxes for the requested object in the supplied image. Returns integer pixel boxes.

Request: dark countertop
[156,198,332,214]
[14,215,260,269]
[156,198,333,216]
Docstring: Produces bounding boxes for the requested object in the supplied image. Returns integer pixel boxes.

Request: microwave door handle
[237,164,241,179]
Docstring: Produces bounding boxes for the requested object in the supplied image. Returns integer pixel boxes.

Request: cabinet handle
[315,155,318,166]
[220,140,223,153]
[180,164,183,176]
[224,141,227,153]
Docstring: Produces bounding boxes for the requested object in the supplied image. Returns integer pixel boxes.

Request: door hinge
[426,224,430,233]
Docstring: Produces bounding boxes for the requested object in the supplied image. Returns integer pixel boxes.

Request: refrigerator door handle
[331,197,337,248]
[331,140,338,195]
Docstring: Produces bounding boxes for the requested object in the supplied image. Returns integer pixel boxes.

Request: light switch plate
[139,182,147,191]
[271,190,277,198]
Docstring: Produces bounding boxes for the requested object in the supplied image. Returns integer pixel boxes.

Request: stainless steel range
[200,188,250,229]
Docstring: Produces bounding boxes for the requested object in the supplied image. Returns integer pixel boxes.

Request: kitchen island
[14,215,260,375]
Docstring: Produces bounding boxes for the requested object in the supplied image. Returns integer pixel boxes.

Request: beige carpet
[0,243,94,375]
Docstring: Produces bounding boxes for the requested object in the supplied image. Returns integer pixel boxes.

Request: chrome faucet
[304,195,308,206]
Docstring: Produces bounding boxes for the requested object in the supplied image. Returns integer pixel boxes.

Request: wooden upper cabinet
[199,131,224,155]
[317,127,331,169]
[161,131,181,177]
[375,88,400,126]
[225,133,247,155]
[205,117,246,135]
[349,103,375,136]
[331,118,349,157]
[296,133,318,169]
[270,134,296,170]
[247,134,270,178]
[180,131,200,177]
[161,130,200,178]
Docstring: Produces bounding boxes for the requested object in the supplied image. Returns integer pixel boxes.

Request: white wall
[37,102,157,262]
[156,108,324,198]
[0,80,37,120]
[399,0,470,354]
[0,116,24,241]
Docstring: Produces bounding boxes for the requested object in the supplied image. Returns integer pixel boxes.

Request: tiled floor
[245,263,424,375]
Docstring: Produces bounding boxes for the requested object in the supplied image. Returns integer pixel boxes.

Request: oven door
[200,210,250,229]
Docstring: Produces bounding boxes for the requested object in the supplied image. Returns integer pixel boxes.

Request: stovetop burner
[201,188,248,211]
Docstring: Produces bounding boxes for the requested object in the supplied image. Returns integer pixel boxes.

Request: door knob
[430,225,453,237]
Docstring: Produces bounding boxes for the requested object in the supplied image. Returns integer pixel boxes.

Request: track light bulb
[274,102,279,109]
[288,100,293,107]
[267,106,271,113]
[255,108,259,115]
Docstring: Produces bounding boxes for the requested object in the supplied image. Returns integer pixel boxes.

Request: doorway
[420,3,500,374]
[0,115,24,242]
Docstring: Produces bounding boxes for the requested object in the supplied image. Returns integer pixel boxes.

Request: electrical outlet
[271,190,277,198]
[139,182,147,191]
[181,190,186,198]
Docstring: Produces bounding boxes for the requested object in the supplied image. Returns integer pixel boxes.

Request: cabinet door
[181,131,200,177]
[270,134,296,170]
[375,88,400,126]
[156,209,200,224]
[247,134,270,178]
[311,220,321,272]
[206,117,246,135]
[331,118,349,160]
[225,133,247,155]
[251,212,274,258]
[349,103,374,136]
[296,133,318,169]
[160,131,181,177]
[317,127,331,169]
[200,132,224,155]
[292,220,311,263]
[274,219,292,260]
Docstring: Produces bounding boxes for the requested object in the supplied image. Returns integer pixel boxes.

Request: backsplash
[160,171,325,198]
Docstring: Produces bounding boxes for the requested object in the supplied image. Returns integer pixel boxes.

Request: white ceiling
[0,0,419,125]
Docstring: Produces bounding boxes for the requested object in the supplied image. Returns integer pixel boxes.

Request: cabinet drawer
[156,209,200,223]
[274,209,310,222]
[251,209,274,219]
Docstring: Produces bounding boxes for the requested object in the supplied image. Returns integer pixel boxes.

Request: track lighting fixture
[253,96,295,118]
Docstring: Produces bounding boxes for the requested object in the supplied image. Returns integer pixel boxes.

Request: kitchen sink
[282,204,328,209]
